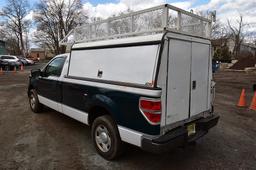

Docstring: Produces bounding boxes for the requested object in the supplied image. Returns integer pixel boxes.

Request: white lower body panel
[38,95,143,147]
[38,95,88,124]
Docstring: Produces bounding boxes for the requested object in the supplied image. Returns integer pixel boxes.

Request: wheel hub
[99,132,108,143]
[30,94,36,109]
[95,125,111,152]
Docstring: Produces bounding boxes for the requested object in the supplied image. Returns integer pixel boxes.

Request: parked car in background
[17,56,29,65]
[17,56,35,65]
[25,58,35,65]
[0,58,9,69]
[0,55,22,69]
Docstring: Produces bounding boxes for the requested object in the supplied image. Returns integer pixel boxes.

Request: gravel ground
[0,68,256,170]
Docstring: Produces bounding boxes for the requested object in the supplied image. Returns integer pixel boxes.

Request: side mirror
[31,69,42,77]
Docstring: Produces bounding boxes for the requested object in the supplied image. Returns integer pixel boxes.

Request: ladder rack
[60,4,215,45]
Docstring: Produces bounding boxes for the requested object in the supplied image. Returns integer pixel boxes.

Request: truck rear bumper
[141,114,219,153]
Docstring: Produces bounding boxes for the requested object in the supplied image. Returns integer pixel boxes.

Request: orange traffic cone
[0,67,3,75]
[249,92,256,111]
[13,66,17,74]
[20,64,24,71]
[237,89,246,107]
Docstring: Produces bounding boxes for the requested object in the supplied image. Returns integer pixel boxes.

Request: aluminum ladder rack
[60,4,215,45]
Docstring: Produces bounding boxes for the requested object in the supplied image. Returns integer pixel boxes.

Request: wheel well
[28,85,34,95]
[88,106,110,126]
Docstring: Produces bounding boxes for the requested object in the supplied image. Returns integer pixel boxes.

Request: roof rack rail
[60,4,215,45]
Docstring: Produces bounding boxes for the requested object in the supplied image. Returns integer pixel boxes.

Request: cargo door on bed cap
[166,39,191,125]
[190,42,210,117]
[165,38,211,125]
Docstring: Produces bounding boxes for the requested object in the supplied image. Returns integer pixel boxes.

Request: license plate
[187,123,196,136]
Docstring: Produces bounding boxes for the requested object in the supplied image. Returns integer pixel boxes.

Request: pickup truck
[28,31,219,160]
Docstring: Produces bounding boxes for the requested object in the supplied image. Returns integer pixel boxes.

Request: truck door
[37,57,66,111]
[166,39,191,125]
[190,42,210,117]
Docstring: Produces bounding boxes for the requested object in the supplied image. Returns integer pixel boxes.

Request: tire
[28,89,43,113]
[91,115,123,160]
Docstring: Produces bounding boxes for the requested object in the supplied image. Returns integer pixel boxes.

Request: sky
[81,0,256,25]
[0,0,255,25]
[82,0,256,41]
[1,0,256,46]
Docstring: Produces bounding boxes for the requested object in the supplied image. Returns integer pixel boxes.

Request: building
[29,48,46,61]
[0,40,6,55]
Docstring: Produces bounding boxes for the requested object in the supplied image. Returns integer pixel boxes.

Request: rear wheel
[91,115,123,160]
[29,89,43,113]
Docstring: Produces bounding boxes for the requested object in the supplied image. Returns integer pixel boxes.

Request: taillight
[139,98,161,125]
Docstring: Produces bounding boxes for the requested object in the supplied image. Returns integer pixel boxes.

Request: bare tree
[212,19,230,40]
[0,25,21,55]
[34,0,87,55]
[228,15,248,58]
[0,0,30,56]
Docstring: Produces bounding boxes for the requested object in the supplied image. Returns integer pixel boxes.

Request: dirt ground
[0,66,256,170]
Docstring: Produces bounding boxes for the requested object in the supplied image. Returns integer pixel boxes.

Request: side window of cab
[44,57,66,77]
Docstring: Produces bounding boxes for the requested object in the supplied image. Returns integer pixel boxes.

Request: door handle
[97,70,103,78]
[192,80,196,90]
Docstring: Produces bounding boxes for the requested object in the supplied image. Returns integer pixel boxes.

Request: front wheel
[91,115,123,160]
[29,89,43,113]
